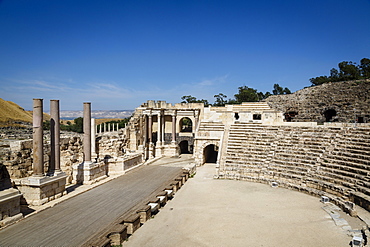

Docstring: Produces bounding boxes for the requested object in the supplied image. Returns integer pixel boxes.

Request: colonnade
[96,122,123,134]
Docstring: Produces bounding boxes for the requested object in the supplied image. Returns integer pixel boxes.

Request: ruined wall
[0,135,84,184]
[264,80,370,123]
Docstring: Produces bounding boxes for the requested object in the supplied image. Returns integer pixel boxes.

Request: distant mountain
[0,98,32,126]
[58,110,134,120]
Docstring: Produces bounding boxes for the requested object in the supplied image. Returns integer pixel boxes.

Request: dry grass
[0,99,51,127]
[0,98,32,124]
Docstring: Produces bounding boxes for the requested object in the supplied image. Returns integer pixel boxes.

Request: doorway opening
[203,144,218,163]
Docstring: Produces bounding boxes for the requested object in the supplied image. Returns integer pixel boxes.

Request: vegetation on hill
[309,58,370,86]
[181,83,291,107]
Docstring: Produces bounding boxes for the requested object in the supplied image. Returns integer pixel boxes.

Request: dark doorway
[179,140,190,154]
[203,144,218,163]
[284,111,298,122]
[324,109,337,122]
[357,116,364,123]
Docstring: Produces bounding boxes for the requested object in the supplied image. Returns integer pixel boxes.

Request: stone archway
[179,117,192,132]
[203,144,218,163]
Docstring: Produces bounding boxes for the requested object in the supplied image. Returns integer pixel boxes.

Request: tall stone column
[148,114,155,158]
[104,122,106,132]
[171,113,176,143]
[83,102,92,163]
[157,113,162,146]
[33,99,44,176]
[91,118,96,159]
[161,115,165,144]
[148,114,153,144]
[143,115,148,159]
[50,100,61,173]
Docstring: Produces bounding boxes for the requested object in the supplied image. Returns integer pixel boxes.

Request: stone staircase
[220,123,370,214]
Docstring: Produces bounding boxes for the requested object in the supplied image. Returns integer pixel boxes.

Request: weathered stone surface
[264,80,370,123]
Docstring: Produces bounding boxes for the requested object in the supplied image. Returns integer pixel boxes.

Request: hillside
[0,98,33,125]
[264,80,370,123]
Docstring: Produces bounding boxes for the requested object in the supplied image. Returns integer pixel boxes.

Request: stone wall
[264,80,370,123]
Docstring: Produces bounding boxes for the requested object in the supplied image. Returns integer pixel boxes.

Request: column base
[16,173,67,206]
[72,161,108,185]
[148,143,155,159]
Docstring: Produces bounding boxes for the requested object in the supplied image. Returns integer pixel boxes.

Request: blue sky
[1,0,369,110]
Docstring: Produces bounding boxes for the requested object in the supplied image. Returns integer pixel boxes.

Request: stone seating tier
[220,123,370,214]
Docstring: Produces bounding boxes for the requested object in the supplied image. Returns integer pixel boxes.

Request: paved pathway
[0,156,193,247]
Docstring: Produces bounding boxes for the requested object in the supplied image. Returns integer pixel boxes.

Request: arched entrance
[179,140,190,154]
[203,144,218,163]
[180,117,192,132]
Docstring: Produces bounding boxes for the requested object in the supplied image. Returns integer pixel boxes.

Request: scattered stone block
[137,205,151,224]
[122,214,140,235]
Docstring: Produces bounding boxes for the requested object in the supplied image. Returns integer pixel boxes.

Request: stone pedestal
[164,143,179,157]
[155,145,163,158]
[16,173,67,206]
[148,143,155,159]
[72,161,107,185]
[0,188,23,227]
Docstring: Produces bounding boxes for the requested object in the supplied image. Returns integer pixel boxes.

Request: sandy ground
[125,164,355,247]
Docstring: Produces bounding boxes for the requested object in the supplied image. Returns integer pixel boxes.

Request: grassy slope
[0,98,33,123]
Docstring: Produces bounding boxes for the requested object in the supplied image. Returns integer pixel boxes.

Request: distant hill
[0,98,33,126]
[0,99,52,127]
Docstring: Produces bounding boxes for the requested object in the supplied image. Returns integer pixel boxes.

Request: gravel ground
[125,163,354,247]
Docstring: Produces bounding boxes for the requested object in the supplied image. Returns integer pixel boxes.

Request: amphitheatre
[0,79,370,246]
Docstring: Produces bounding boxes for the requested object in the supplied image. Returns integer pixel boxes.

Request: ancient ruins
[0,80,370,245]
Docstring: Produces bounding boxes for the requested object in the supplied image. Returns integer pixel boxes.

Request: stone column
[33,98,44,176]
[50,99,61,173]
[157,112,162,146]
[161,115,165,144]
[83,102,92,163]
[108,122,111,132]
[194,110,199,132]
[116,123,119,131]
[104,122,106,132]
[171,113,176,143]
[143,115,148,159]
[91,118,96,159]
[148,114,153,144]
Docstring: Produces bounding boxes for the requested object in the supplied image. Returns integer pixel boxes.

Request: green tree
[181,95,209,106]
[338,61,360,80]
[73,117,83,133]
[213,93,228,106]
[360,58,370,78]
[234,86,260,103]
